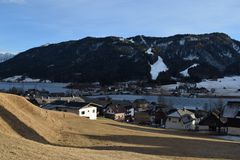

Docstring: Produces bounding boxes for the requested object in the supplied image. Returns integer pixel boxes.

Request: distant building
[198,111,227,134]
[79,105,97,120]
[104,104,126,121]
[165,108,196,130]
[42,100,102,120]
[133,99,150,112]
[134,111,151,125]
[223,101,240,135]
[104,100,133,121]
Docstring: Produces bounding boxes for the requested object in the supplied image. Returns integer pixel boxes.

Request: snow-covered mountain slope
[197,76,240,96]
[0,53,14,63]
[180,64,199,77]
[0,33,240,84]
[2,75,51,83]
[150,56,168,80]
[162,76,240,96]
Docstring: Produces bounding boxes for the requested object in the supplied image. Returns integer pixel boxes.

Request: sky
[0,0,239,54]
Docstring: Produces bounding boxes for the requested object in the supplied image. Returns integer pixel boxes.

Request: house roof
[43,100,102,110]
[106,104,127,114]
[168,108,196,124]
[168,111,181,118]
[168,108,195,118]
[199,112,227,126]
[223,101,240,118]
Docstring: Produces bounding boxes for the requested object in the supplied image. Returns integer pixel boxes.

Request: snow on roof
[168,109,195,117]
[223,102,240,118]
[168,111,180,118]
[150,56,168,80]
[180,64,199,77]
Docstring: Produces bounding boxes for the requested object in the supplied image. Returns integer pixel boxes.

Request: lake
[1,82,240,111]
[88,94,240,110]
[0,82,70,93]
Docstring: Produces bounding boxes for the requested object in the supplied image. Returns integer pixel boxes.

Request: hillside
[0,93,240,159]
[0,33,240,84]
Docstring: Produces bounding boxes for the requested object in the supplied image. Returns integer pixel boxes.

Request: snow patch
[2,75,51,83]
[189,37,199,41]
[42,43,51,47]
[129,39,135,43]
[179,39,185,45]
[180,64,199,77]
[119,37,125,41]
[222,51,232,58]
[183,55,199,61]
[232,43,240,54]
[145,48,154,55]
[158,41,173,48]
[162,76,240,97]
[197,76,240,90]
[140,36,147,45]
[150,56,168,80]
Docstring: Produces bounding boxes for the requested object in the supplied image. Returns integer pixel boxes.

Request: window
[92,109,95,113]
[81,111,85,115]
[88,110,90,112]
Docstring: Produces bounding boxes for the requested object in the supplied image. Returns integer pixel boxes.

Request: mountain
[0,33,240,84]
[0,53,14,63]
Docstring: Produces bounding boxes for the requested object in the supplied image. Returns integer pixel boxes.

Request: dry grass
[0,93,240,160]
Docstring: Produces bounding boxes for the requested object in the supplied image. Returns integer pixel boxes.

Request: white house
[165,108,196,130]
[79,104,97,120]
[42,101,99,120]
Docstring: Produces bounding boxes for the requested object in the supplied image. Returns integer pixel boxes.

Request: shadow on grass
[104,122,211,138]
[81,134,240,160]
[0,106,49,144]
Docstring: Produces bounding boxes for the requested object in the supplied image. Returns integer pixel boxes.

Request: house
[133,99,150,112]
[150,105,175,127]
[79,104,97,120]
[104,104,126,121]
[198,111,228,134]
[104,101,128,121]
[134,111,151,125]
[165,108,196,130]
[125,105,135,122]
[223,101,240,135]
[42,100,102,120]
[103,100,134,122]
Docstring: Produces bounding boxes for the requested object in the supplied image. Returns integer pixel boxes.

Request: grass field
[0,93,240,160]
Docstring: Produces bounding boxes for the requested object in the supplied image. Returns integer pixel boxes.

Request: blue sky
[0,0,239,53]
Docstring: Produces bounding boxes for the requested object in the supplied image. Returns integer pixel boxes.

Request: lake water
[88,95,240,110]
[0,82,70,93]
[1,82,240,111]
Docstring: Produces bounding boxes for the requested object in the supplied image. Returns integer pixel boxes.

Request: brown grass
[0,93,239,160]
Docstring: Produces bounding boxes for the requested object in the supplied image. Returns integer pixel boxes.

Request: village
[4,85,238,138]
